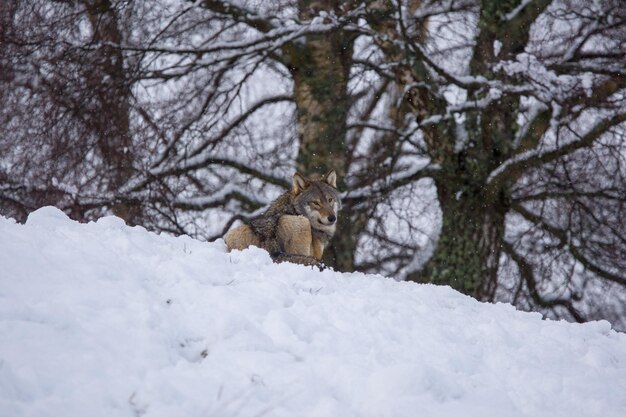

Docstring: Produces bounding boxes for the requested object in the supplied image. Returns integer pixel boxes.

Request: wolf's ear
[292,172,309,194]
[323,170,337,188]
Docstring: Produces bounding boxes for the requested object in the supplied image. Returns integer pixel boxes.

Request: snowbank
[1,207,625,417]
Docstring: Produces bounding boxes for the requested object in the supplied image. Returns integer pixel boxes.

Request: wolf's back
[225,193,295,253]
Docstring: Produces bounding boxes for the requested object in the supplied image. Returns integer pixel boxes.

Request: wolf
[224,170,341,267]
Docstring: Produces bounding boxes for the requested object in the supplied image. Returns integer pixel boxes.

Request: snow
[1,207,626,417]
[504,0,532,21]
[493,40,502,57]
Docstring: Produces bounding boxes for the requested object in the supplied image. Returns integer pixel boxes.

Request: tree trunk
[290,2,351,178]
[287,0,356,270]
[84,0,137,223]
[407,179,508,301]
[404,0,534,298]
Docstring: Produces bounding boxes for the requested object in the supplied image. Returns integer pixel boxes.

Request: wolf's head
[292,170,342,234]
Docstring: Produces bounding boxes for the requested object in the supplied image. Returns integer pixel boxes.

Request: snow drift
[1,207,625,417]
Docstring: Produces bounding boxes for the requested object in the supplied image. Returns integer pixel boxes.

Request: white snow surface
[1,207,626,417]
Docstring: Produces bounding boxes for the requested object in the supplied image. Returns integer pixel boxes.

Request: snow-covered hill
[1,207,625,417]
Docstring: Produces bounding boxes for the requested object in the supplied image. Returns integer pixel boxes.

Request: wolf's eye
[311,201,321,208]
[328,198,333,203]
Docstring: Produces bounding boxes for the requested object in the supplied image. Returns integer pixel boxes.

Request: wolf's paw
[273,253,329,271]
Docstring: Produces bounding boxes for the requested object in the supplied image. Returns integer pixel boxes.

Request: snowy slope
[1,207,625,417]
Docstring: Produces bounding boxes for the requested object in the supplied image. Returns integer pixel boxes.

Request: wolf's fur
[224,170,341,265]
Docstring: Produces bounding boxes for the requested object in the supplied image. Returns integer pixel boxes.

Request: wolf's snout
[327,215,336,223]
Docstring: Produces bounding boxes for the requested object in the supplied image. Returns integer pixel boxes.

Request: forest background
[1,0,625,329]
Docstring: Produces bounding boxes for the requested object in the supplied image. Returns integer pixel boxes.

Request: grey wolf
[225,170,341,267]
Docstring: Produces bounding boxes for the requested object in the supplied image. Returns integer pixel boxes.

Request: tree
[1,0,625,329]
[1,0,141,224]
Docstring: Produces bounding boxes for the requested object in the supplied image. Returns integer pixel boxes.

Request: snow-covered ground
[1,207,625,417]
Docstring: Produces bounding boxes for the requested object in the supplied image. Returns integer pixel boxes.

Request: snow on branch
[198,0,276,34]
[178,95,293,163]
[345,163,440,201]
[504,0,533,21]
[173,182,267,211]
[135,93,294,188]
[120,6,366,67]
[487,112,626,186]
